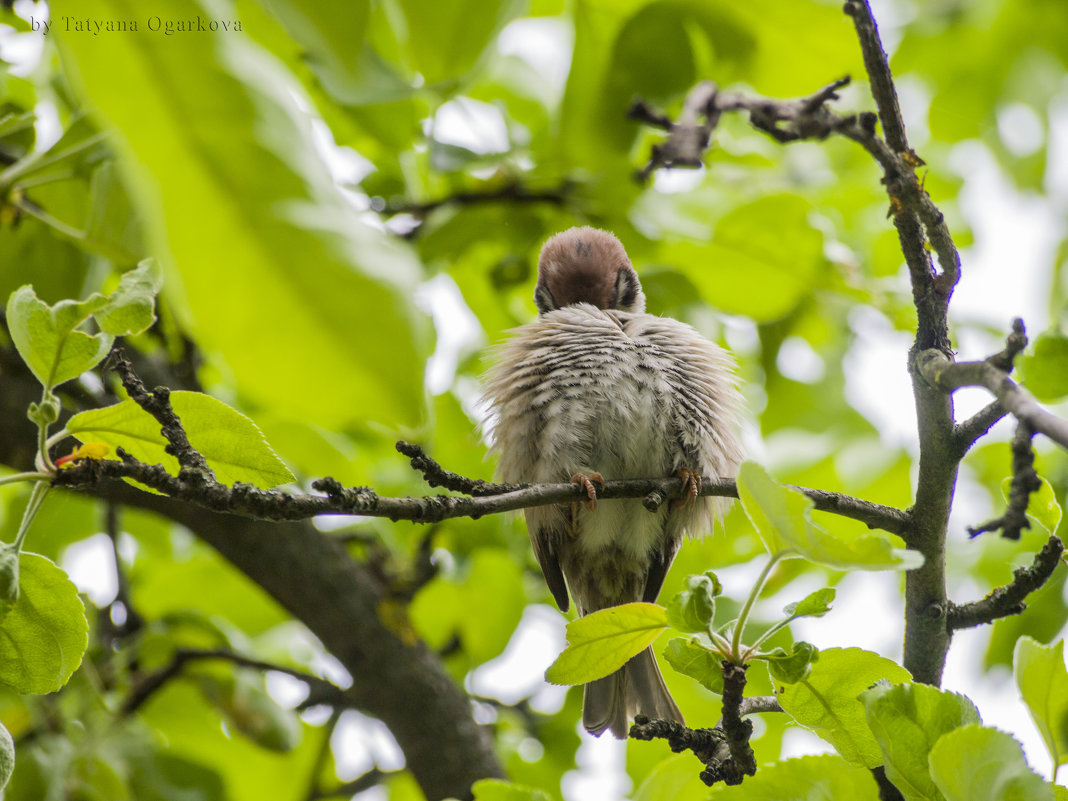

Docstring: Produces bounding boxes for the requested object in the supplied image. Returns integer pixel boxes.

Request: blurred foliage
[0,0,1067,798]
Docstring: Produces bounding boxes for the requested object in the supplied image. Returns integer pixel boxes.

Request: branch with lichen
[630,663,770,787]
[947,536,1065,630]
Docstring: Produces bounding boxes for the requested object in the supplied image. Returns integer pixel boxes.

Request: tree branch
[53,443,913,537]
[953,401,1008,458]
[120,648,347,717]
[916,351,1068,451]
[947,536,1065,630]
[966,419,1040,540]
[377,181,572,218]
[630,663,770,787]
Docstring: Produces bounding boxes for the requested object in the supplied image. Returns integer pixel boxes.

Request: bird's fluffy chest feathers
[485,304,725,564]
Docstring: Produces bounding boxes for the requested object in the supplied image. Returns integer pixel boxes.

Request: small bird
[481,227,743,738]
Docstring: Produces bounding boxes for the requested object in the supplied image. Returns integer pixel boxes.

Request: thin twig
[54,451,913,535]
[106,349,215,483]
[379,181,572,218]
[953,401,1008,458]
[916,350,1068,450]
[966,420,1040,540]
[120,648,346,717]
[947,536,1064,630]
[309,769,399,801]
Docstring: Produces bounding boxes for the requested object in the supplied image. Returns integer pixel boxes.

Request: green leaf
[471,778,552,801]
[1014,637,1068,768]
[394,0,523,86]
[545,603,668,685]
[196,670,301,753]
[409,577,464,651]
[708,753,881,800]
[54,0,430,429]
[928,724,1053,801]
[763,641,820,685]
[0,552,89,694]
[999,476,1063,536]
[663,195,825,321]
[1021,330,1068,402]
[0,721,12,793]
[662,636,724,694]
[665,571,721,633]
[736,462,923,570]
[633,753,712,801]
[785,587,836,619]
[5,261,161,391]
[778,647,912,768]
[0,543,19,621]
[861,681,982,801]
[255,0,371,102]
[6,285,112,390]
[66,391,295,488]
[94,259,163,336]
[458,549,527,665]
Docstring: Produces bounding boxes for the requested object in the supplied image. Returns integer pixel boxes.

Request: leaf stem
[730,551,785,662]
[45,429,72,452]
[13,482,50,552]
[0,472,52,488]
[743,616,797,660]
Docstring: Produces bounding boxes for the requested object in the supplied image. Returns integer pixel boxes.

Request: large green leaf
[66,391,295,488]
[1014,637,1068,769]
[663,195,825,321]
[54,0,430,429]
[471,779,552,801]
[928,725,1053,801]
[1020,330,1068,402]
[709,753,880,800]
[778,647,911,768]
[545,603,668,685]
[861,682,982,801]
[0,553,88,694]
[254,0,371,101]
[459,549,527,665]
[736,462,923,570]
[394,0,523,86]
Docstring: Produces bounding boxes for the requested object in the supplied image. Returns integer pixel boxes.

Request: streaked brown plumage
[481,227,743,737]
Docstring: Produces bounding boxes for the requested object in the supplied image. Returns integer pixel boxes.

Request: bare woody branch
[53,439,913,536]
[629,663,765,787]
[966,419,1040,541]
[947,536,1065,631]
[120,647,347,717]
[916,353,1068,451]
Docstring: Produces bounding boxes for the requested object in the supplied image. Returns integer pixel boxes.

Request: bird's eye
[612,268,640,311]
[534,282,558,314]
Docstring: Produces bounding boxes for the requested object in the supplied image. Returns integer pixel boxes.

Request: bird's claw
[571,472,605,512]
[672,468,701,510]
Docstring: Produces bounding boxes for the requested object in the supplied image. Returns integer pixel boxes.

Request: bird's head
[534,227,646,315]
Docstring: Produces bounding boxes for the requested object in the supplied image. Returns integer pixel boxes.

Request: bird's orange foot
[571,472,605,512]
[672,468,702,510]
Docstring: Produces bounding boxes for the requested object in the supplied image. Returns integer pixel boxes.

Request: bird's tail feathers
[582,647,683,738]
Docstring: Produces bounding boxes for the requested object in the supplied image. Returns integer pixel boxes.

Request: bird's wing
[643,532,682,604]
[526,507,571,611]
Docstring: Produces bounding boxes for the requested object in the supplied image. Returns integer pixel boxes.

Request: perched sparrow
[481,227,743,738]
